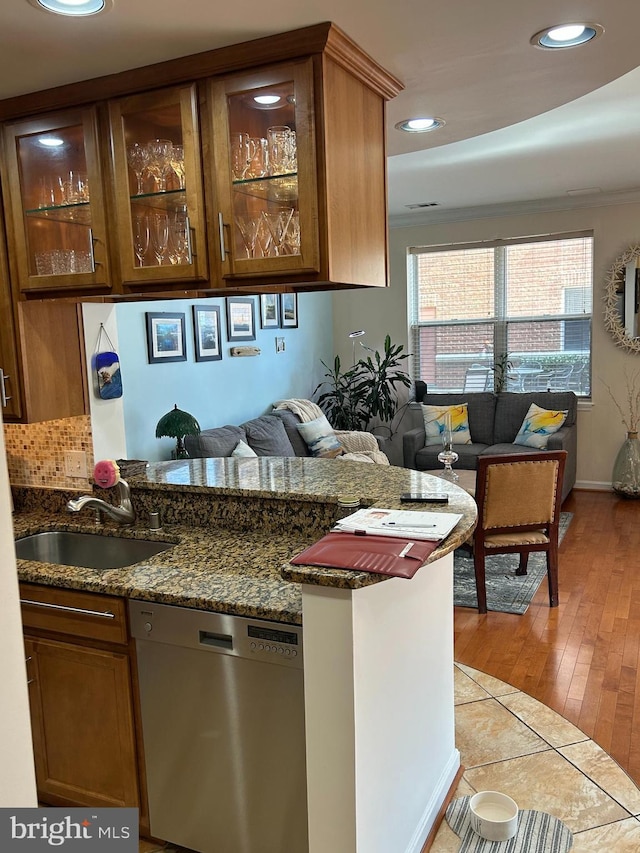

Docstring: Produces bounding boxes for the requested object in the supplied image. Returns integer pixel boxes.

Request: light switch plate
[64,450,88,479]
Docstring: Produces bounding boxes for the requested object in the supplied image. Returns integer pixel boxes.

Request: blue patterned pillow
[513,403,567,449]
[297,415,344,458]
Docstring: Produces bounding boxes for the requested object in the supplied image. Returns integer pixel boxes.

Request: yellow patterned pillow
[513,403,567,449]
[422,403,472,446]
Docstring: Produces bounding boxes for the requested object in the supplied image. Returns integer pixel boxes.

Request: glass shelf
[25,201,91,226]
[232,173,298,203]
[129,188,189,216]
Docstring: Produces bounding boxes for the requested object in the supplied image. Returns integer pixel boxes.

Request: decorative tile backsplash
[3,415,93,490]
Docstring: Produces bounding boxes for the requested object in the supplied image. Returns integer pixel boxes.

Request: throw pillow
[241,415,296,457]
[231,440,258,458]
[513,403,568,449]
[422,403,472,446]
[184,425,246,458]
[297,415,344,458]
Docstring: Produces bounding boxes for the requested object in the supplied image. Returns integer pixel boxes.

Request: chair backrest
[475,450,567,534]
[463,366,491,392]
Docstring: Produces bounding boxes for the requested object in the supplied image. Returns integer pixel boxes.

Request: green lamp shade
[156,404,200,458]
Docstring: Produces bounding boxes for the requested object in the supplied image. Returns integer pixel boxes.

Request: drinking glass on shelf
[63,171,89,204]
[267,126,292,175]
[246,137,269,178]
[283,211,300,255]
[262,207,294,256]
[437,412,459,480]
[255,216,273,258]
[150,213,170,265]
[168,214,190,264]
[127,143,150,195]
[133,216,150,267]
[230,132,250,180]
[169,144,186,189]
[145,139,174,192]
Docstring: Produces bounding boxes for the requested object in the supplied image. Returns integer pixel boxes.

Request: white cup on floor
[469,790,519,841]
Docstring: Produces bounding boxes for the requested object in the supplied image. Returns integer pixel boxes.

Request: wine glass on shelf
[133,216,150,267]
[150,213,170,265]
[126,143,150,195]
[437,412,459,480]
[168,214,190,265]
[145,139,174,192]
[262,207,294,256]
[169,144,186,189]
[235,214,260,259]
[255,215,273,258]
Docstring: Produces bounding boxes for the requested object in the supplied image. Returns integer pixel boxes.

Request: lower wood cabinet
[20,584,147,823]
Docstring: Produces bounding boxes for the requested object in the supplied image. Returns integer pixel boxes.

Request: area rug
[453,513,573,615]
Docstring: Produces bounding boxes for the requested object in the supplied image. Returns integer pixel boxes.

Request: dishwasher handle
[199,630,233,650]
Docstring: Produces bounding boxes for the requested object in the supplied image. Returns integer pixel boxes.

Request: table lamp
[155,404,201,459]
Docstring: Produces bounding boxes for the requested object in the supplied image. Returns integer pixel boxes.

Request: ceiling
[2,0,640,223]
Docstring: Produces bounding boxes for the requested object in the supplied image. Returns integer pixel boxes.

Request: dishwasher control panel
[129,599,303,669]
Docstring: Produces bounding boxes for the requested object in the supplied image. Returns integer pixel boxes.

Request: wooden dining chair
[473,450,567,614]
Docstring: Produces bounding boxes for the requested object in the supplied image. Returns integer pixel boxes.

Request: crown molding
[389,187,640,229]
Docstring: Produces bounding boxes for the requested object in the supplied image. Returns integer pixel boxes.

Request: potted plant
[314,335,411,437]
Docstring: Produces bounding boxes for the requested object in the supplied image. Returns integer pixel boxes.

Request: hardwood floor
[454,488,640,788]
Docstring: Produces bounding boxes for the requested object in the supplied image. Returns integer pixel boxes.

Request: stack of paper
[333,507,462,542]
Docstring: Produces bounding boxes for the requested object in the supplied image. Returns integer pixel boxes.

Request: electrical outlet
[64,450,88,479]
[275,337,285,353]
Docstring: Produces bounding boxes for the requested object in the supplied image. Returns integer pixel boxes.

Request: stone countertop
[13,457,477,625]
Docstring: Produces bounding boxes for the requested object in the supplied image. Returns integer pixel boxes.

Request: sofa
[403,389,577,501]
[184,407,389,464]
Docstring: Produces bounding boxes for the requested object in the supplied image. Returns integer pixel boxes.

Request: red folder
[290,532,438,579]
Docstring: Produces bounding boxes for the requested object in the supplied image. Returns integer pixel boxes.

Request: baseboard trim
[404,748,461,853]
[575,480,612,492]
[420,763,465,852]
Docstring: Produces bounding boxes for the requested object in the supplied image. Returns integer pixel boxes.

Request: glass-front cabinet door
[108,84,207,287]
[2,107,110,294]
[207,59,320,280]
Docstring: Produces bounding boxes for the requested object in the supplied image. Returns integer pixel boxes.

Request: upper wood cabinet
[0,205,21,419]
[108,83,208,289]
[0,23,403,299]
[2,107,112,296]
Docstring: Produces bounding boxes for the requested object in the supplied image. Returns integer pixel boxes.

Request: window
[408,233,592,396]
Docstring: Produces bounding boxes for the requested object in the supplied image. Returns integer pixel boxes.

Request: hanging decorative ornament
[93,323,123,400]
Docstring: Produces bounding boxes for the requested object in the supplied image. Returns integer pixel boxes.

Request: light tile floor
[431,663,640,851]
[139,663,640,852]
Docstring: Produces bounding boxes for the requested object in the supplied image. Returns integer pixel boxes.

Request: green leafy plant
[314,335,411,436]
[491,351,513,393]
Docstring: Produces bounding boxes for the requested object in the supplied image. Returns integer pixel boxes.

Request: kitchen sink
[15,531,175,570]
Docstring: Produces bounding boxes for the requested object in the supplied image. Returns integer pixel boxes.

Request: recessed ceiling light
[395,117,445,133]
[531,22,604,49]
[27,0,112,16]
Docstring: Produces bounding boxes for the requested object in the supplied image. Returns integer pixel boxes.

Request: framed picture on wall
[193,305,222,362]
[260,294,280,328]
[145,312,187,364]
[280,292,298,328]
[226,297,256,341]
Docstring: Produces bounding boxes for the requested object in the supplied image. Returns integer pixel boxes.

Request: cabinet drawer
[19,584,128,645]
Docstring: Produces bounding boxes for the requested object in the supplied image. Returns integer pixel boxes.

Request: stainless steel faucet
[66,480,135,525]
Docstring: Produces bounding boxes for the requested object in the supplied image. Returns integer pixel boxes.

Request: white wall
[0,417,37,806]
[86,291,333,463]
[332,199,640,488]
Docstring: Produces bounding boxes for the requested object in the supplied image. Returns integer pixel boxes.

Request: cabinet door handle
[186,215,194,262]
[0,369,10,406]
[25,656,34,685]
[20,599,116,619]
[88,228,97,270]
[218,212,227,263]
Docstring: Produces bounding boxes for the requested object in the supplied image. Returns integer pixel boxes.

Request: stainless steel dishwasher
[129,600,308,853]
